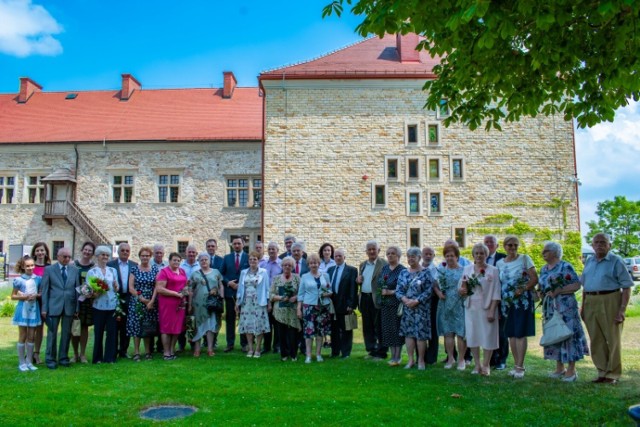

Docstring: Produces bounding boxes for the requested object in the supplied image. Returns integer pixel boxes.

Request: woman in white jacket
[236,251,271,358]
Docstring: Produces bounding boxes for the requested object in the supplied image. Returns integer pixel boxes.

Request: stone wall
[262,80,579,260]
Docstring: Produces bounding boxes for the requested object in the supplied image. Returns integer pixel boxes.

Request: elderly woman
[496,235,538,379]
[30,242,51,365]
[126,246,159,361]
[459,243,501,375]
[270,256,301,361]
[156,252,188,361]
[188,252,223,357]
[396,247,434,370]
[539,241,589,382]
[297,253,332,363]
[236,251,271,358]
[379,246,406,367]
[435,244,466,370]
[88,245,119,364]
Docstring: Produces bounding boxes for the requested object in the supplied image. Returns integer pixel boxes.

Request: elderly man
[180,245,200,279]
[220,237,249,352]
[206,239,224,271]
[107,242,138,359]
[357,240,388,359]
[328,248,358,358]
[260,241,283,353]
[151,244,168,269]
[291,242,309,276]
[581,233,633,384]
[485,234,508,370]
[41,247,81,369]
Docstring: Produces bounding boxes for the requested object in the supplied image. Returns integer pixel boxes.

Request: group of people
[10,232,633,384]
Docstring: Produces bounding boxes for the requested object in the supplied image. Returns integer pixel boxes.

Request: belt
[585,289,620,296]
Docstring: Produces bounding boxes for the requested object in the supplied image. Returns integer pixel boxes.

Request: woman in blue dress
[396,247,434,370]
[539,241,589,382]
[11,256,42,371]
[434,245,466,370]
[379,245,406,366]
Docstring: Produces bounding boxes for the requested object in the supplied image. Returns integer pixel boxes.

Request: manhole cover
[140,405,197,420]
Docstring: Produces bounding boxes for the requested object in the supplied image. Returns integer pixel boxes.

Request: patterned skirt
[302,304,331,339]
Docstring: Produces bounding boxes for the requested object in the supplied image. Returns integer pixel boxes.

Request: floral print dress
[435,265,465,337]
[126,265,159,338]
[396,268,434,340]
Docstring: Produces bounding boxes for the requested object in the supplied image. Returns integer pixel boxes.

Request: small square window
[407,124,418,144]
[409,228,421,248]
[0,175,16,204]
[226,176,261,208]
[451,158,465,181]
[407,191,421,215]
[177,241,189,256]
[112,174,134,203]
[407,158,421,180]
[428,124,439,145]
[373,184,386,208]
[52,241,65,258]
[428,158,440,180]
[429,192,442,215]
[26,175,46,204]
[437,100,450,119]
[454,228,466,248]
[158,173,180,203]
[387,158,398,180]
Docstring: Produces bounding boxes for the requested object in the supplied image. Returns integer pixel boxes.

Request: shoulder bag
[201,270,224,315]
[539,296,573,346]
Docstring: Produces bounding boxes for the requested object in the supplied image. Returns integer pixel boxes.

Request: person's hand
[346,307,353,314]
[146,301,154,310]
[228,280,238,290]
[289,296,297,303]
[487,312,495,323]
[615,310,625,324]
[41,311,47,320]
[545,291,554,298]
[459,286,468,297]
[435,290,445,300]
[267,303,272,312]
[356,275,363,284]
[235,306,240,314]
[297,308,302,319]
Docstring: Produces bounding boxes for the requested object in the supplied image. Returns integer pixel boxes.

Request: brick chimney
[18,77,42,103]
[223,71,237,99]
[396,33,421,63]
[120,73,141,101]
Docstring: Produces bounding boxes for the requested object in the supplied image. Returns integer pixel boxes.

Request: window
[52,241,65,258]
[408,159,419,179]
[429,192,442,215]
[406,190,422,215]
[427,124,439,145]
[226,177,262,208]
[428,158,441,181]
[454,227,466,248]
[177,241,189,256]
[26,175,46,204]
[404,122,419,146]
[0,175,15,204]
[112,174,134,203]
[386,157,399,181]
[437,100,450,119]
[451,157,465,181]
[409,228,422,248]
[372,183,387,208]
[0,240,4,253]
[158,174,180,203]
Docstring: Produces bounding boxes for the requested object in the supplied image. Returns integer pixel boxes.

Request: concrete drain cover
[140,405,197,420]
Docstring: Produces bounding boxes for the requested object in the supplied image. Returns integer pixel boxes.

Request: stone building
[0,72,263,257]
[259,34,579,258]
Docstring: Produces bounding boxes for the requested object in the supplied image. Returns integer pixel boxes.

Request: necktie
[332,265,340,293]
[296,261,300,274]
[235,254,240,270]
[61,266,67,283]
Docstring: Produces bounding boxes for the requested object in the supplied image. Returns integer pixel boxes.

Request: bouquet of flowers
[463,269,485,297]
[133,290,145,319]
[114,294,127,321]
[280,284,296,308]
[377,275,389,300]
[317,281,331,306]
[177,286,191,312]
[76,276,109,301]
[547,272,573,294]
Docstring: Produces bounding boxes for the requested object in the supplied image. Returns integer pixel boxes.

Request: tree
[585,196,640,257]
[323,0,640,130]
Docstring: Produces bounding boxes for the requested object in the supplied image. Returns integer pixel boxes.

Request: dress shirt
[179,260,200,279]
[581,252,634,292]
[260,258,283,283]
[151,259,168,269]
[118,260,130,290]
[361,261,375,293]
[458,257,471,267]
[331,263,344,293]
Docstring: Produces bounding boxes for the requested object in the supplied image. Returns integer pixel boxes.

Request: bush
[0,296,16,317]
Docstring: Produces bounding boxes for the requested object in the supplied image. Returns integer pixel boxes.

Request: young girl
[12,256,42,371]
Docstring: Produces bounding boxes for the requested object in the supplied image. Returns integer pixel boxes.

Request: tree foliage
[323,0,640,130]
[586,195,640,257]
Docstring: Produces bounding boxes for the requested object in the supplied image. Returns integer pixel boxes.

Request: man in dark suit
[220,237,249,352]
[107,242,138,359]
[41,247,81,369]
[357,240,388,359]
[291,242,309,275]
[485,234,508,370]
[328,248,358,358]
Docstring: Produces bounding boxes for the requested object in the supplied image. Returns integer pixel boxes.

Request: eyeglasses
[506,243,518,248]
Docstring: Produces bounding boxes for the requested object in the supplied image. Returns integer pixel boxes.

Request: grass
[0,315,639,426]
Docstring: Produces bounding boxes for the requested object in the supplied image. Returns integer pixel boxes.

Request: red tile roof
[260,34,439,80]
[0,86,262,144]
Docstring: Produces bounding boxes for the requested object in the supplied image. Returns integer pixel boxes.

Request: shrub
[0,296,16,317]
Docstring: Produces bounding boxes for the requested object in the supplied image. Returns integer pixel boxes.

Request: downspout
[72,144,80,254]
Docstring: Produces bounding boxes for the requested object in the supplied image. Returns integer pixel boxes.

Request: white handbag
[539,297,573,346]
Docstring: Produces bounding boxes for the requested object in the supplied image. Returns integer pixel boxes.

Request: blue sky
[1,0,638,242]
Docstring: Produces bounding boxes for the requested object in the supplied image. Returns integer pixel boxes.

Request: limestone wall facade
[261,79,579,259]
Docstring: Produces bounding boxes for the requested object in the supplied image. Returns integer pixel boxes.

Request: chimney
[18,77,42,103]
[120,73,141,101]
[223,71,237,99]
[396,33,421,63]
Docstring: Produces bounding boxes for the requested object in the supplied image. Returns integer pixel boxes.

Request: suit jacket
[279,251,308,260]
[327,263,358,315]
[358,258,388,309]
[489,252,506,266]
[41,263,80,316]
[210,255,224,271]
[107,259,139,296]
[220,251,250,297]
[293,258,309,276]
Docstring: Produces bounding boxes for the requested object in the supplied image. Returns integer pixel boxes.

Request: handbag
[71,317,81,337]
[397,303,404,317]
[345,313,358,331]
[539,297,573,346]
[140,317,158,337]
[200,270,224,315]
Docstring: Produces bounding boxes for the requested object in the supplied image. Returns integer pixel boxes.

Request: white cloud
[0,0,63,57]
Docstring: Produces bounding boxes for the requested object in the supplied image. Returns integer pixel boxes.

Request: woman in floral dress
[434,244,466,370]
[126,246,159,361]
[379,246,406,366]
[396,247,434,370]
[539,241,589,382]
[236,251,271,358]
[270,256,301,361]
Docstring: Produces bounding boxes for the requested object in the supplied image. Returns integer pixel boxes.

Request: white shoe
[562,372,578,382]
[305,356,312,364]
[18,364,29,372]
[26,363,38,371]
[316,355,324,362]
[548,370,566,379]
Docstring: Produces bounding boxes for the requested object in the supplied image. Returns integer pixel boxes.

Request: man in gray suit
[357,240,388,359]
[41,247,80,369]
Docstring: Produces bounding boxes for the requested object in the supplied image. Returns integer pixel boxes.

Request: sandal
[207,350,215,357]
[33,352,42,365]
[132,354,141,362]
[80,355,89,364]
[145,354,152,361]
[246,352,254,358]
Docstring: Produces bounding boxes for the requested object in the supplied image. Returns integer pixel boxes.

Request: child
[11,256,42,371]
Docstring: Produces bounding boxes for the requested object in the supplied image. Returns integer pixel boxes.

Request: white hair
[365,240,379,251]
[543,241,563,260]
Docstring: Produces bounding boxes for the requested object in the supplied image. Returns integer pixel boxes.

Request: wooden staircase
[43,200,109,246]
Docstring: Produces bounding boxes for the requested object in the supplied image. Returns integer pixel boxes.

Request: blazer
[297,271,332,305]
[107,259,139,296]
[41,263,80,316]
[210,255,224,271]
[293,258,309,276]
[489,252,506,266]
[236,268,270,307]
[459,264,501,310]
[327,263,358,315]
[358,258,388,309]
[220,251,250,297]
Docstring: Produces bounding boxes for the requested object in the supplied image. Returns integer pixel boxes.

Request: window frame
[24,173,47,204]
[155,170,182,204]
[110,172,136,204]
[371,182,387,209]
[426,156,442,182]
[225,176,262,208]
[406,157,422,181]
[407,226,423,249]
[436,100,450,119]
[385,156,401,182]
[404,121,420,146]
[426,123,441,147]
[0,174,17,205]
[405,188,423,216]
[450,156,466,182]
[453,226,467,248]
[428,191,443,216]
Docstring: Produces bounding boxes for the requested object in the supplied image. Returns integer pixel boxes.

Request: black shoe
[47,363,57,369]
[223,346,234,353]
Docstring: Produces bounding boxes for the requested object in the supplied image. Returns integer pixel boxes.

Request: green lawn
[0,315,638,426]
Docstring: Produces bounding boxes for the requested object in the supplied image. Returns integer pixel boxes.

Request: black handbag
[201,270,224,315]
